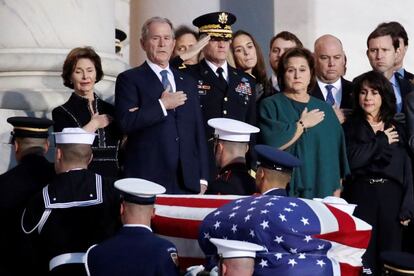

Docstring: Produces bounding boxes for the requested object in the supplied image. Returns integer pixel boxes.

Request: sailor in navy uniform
[206,118,259,195]
[179,12,257,180]
[254,144,301,196]
[85,178,180,276]
[21,128,120,276]
[0,116,55,276]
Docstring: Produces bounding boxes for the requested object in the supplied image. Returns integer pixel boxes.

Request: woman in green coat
[258,47,349,199]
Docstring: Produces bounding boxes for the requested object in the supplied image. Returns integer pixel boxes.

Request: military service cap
[193,12,236,40]
[7,116,53,139]
[210,238,264,259]
[115,178,166,205]
[255,144,301,172]
[208,118,259,142]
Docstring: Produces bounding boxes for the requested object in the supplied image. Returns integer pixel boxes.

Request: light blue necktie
[160,70,172,92]
[325,84,335,106]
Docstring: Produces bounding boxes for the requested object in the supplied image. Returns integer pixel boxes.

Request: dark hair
[232,30,268,85]
[61,47,103,89]
[352,70,396,123]
[367,25,400,50]
[377,21,408,46]
[269,31,303,50]
[174,25,198,40]
[276,47,316,92]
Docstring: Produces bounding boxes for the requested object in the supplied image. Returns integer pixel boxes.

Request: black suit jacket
[310,77,353,109]
[115,62,209,193]
[396,73,414,112]
[403,69,414,83]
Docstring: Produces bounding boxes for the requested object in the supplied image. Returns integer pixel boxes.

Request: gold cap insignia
[218,12,228,24]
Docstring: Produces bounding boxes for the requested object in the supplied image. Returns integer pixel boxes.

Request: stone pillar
[0,0,129,173]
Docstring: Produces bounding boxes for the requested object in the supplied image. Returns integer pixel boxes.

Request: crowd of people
[1,10,414,276]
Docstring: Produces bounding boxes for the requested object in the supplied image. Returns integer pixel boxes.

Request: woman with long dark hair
[342,70,414,274]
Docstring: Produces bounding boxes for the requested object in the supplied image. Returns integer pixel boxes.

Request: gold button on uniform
[224,97,228,102]
[223,110,227,115]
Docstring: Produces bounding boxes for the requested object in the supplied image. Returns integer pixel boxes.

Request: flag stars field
[260,220,270,230]
[274,235,284,243]
[316,259,326,267]
[301,217,310,225]
[259,259,268,268]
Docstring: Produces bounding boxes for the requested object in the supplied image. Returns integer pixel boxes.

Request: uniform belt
[364,178,388,184]
[49,252,86,271]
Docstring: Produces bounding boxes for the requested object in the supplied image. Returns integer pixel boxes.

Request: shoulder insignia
[170,252,179,267]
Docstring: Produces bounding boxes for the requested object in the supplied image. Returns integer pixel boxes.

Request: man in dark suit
[311,34,353,124]
[0,117,55,276]
[180,12,256,180]
[377,21,414,83]
[115,17,209,194]
[206,118,259,195]
[254,145,301,196]
[366,25,413,115]
[85,178,179,276]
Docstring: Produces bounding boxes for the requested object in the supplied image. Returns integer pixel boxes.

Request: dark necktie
[325,84,335,106]
[216,67,227,88]
[160,70,172,92]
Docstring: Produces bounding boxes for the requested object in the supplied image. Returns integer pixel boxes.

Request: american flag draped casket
[152,194,371,276]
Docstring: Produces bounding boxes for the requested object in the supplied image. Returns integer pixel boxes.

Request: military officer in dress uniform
[21,128,120,276]
[0,116,55,276]
[179,12,257,180]
[85,178,180,276]
[254,144,301,196]
[206,118,259,195]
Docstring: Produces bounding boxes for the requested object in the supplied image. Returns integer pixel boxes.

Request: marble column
[0,0,128,173]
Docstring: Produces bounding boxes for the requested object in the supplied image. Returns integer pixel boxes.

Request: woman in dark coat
[52,47,122,177]
[342,70,414,275]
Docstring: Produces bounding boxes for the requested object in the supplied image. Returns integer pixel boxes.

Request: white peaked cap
[208,118,260,142]
[115,178,166,204]
[54,127,96,145]
[210,238,264,259]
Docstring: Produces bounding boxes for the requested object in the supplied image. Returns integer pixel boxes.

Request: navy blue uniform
[21,169,120,275]
[115,62,209,194]
[263,188,288,197]
[0,154,55,276]
[85,226,179,276]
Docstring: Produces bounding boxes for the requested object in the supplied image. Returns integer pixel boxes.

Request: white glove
[184,265,205,276]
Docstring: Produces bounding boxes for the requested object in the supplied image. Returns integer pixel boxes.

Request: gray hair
[141,17,174,41]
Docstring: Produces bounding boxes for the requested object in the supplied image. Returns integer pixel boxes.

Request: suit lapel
[312,83,325,101]
[142,62,165,98]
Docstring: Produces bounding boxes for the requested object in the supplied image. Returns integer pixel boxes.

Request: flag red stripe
[316,205,371,248]
[152,215,202,239]
[326,204,356,231]
[340,262,362,276]
[156,196,234,208]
